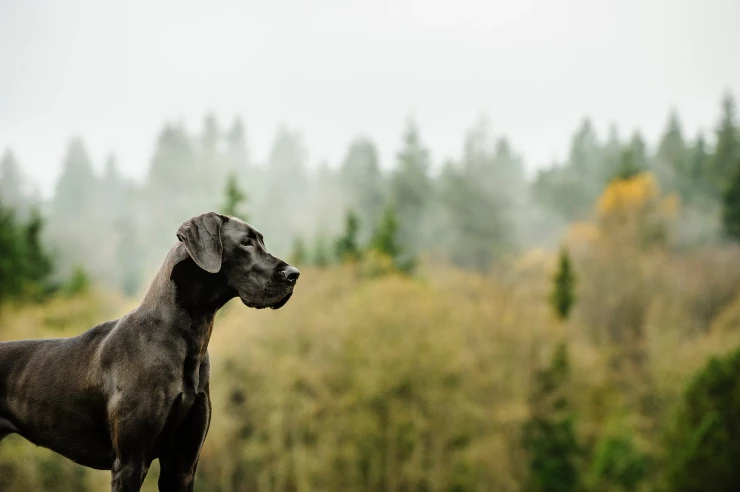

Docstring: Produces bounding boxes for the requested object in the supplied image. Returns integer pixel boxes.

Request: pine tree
[390,118,432,254]
[523,342,581,492]
[532,119,604,221]
[339,138,386,241]
[709,92,740,197]
[52,138,99,219]
[655,111,688,195]
[370,203,415,274]
[439,119,519,270]
[0,202,23,303]
[616,132,649,180]
[335,210,362,262]
[549,247,577,321]
[115,215,144,297]
[721,158,740,240]
[227,117,250,171]
[0,202,54,303]
[567,118,601,176]
[22,208,54,299]
[687,133,713,206]
[198,113,228,199]
[262,126,310,253]
[0,149,30,217]
[101,154,126,219]
[222,172,248,220]
[439,161,510,271]
[226,117,256,201]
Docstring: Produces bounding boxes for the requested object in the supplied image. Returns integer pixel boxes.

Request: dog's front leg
[158,391,212,492]
[109,396,167,492]
[111,456,151,492]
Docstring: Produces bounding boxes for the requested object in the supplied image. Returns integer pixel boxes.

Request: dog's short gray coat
[0,212,299,491]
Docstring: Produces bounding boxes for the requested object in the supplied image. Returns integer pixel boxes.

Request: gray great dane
[0,212,299,491]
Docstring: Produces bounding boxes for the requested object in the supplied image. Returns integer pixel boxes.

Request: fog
[1,0,739,197]
[4,3,740,490]
[1,0,739,294]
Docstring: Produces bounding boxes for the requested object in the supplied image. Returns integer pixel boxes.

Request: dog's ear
[176,212,226,273]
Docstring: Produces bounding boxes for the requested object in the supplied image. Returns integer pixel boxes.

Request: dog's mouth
[241,290,293,310]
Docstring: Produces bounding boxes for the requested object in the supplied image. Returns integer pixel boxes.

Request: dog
[0,212,299,491]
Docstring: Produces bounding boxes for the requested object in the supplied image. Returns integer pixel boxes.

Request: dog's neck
[139,243,237,348]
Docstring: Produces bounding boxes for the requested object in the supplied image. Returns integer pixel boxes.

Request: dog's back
[0,322,119,468]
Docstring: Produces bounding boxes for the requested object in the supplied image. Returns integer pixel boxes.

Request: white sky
[1,0,739,197]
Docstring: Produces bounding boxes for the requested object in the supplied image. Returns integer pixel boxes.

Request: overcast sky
[1,0,739,197]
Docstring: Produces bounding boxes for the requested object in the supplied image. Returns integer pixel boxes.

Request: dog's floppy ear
[176,212,225,273]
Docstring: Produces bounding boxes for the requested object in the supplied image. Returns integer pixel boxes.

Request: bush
[663,346,740,491]
[587,421,648,492]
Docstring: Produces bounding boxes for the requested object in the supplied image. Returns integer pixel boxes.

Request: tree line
[0,92,738,299]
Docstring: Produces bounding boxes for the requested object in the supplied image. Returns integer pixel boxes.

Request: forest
[1,91,740,491]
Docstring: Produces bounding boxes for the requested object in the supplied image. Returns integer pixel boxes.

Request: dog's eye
[241,238,253,248]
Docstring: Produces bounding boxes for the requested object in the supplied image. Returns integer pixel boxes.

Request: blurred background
[1,0,740,490]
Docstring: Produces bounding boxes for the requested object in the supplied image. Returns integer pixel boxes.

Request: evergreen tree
[227,117,250,171]
[101,154,126,219]
[143,123,199,265]
[335,210,362,262]
[22,208,54,299]
[339,137,385,240]
[686,133,714,207]
[261,126,310,253]
[532,119,605,221]
[523,342,581,492]
[370,203,414,274]
[51,138,99,219]
[549,247,577,321]
[567,118,601,177]
[47,138,109,282]
[721,158,740,240]
[0,202,24,302]
[0,202,54,303]
[615,133,649,180]
[439,160,510,271]
[0,150,30,217]
[601,124,623,184]
[199,113,227,198]
[222,172,248,220]
[709,92,740,197]
[390,118,432,254]
[115,215,144,297]
[664,346,740,491]
[439,121,521,271]
[655,111,688,195]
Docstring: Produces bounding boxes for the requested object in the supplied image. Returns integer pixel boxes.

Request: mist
[2,1,740,491]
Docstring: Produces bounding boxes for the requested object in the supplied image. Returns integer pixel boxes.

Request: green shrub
[587,422,648,492]
[663,347,740,491]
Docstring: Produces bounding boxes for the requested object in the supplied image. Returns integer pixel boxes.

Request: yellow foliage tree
[595,172,678,249]
[565,172,679,417]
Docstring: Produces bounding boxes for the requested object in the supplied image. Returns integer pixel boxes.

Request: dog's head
[176,212,299,309]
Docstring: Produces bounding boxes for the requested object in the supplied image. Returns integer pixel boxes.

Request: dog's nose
[281,265,300,282]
